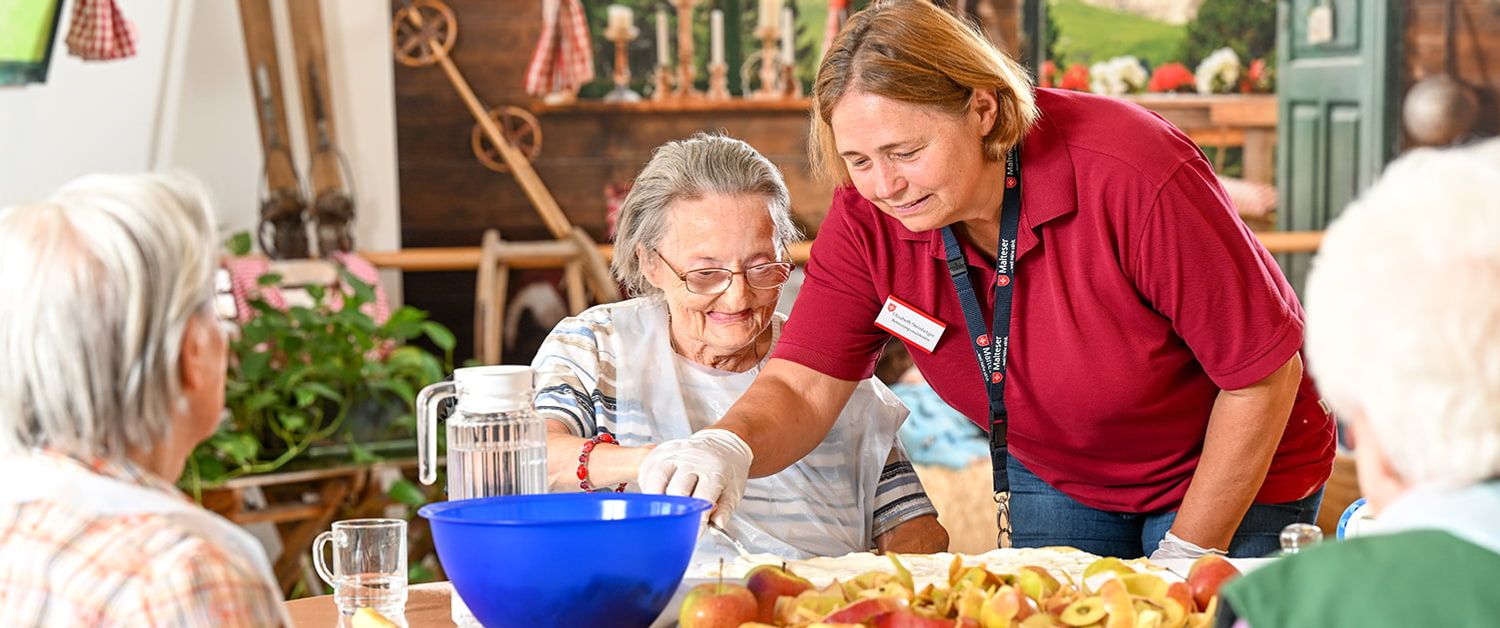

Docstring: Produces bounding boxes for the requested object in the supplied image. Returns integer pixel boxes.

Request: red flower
[1060,64,1090,91]
[1147,62,1194,93]
[1242,58,1274,93]
[1040,60,1058,88]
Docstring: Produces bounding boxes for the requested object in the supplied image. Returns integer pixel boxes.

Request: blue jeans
[1005,455,1324,558]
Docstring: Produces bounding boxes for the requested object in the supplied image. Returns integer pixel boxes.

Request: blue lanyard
[940,148,1021,494]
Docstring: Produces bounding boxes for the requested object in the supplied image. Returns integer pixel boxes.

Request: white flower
[1088,56,1147,96]
[1195,47,1242,94]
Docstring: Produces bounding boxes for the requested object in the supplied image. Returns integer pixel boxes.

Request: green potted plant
[183,252,455,492]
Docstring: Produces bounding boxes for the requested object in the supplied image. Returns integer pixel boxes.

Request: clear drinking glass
[312,518,408,617]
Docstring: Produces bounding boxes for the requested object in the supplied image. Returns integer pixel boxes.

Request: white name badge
[874,295,946,354]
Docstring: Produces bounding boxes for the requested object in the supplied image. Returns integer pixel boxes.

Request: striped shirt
[0,452,286,626]
[532,298,937,559]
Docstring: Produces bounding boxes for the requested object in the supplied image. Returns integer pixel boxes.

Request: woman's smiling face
[829,89,1001,233]
[645,192,783,362]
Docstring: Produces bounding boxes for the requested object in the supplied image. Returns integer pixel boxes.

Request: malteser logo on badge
[975,334,990,347]
[887,303,897,312]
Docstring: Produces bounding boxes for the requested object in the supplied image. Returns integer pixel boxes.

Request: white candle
[759,0,782,32]
[607,5,632,35]
[656,8,671,66]
[710,10,725,66]
[780,7,795,64]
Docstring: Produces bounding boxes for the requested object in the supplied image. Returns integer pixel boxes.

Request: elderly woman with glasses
[0,173,287,624]
[531,133,948,560]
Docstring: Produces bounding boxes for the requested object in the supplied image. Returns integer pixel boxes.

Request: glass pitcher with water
[418,365,546,626]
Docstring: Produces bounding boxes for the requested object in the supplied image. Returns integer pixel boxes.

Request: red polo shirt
[776,89,1335,513]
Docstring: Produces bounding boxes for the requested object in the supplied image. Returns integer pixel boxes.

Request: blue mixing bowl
[419,493,711,627]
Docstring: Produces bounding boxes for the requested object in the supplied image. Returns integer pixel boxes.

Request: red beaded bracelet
[577,432,627,493]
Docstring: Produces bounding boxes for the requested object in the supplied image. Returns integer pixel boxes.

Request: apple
[979,585,1031,627]
[1119,572,1168,601]
[678,580,758,628]
[1165,581,1194,614]
[1058,596,1105,627]
[1017,566,1061,602]
[872,608,961,627]
[1097,578,1135,628]
[824,597,907,623]
[1185,555,1241,611]
[745,563,813,622]
[775,589,847,625]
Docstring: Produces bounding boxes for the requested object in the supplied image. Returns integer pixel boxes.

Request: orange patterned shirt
[0,453,286,626]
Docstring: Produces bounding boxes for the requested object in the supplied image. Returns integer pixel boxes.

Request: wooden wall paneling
[392,0,1023,363]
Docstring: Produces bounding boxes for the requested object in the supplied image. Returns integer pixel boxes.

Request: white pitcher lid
[455,365,532,395]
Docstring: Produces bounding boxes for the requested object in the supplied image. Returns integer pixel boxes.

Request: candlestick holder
[780,60,802,99]
[707,62,730,100]
[603,24,642,103]
[672,0,702,98]
[750,26,783,100]
[652,65,675,101]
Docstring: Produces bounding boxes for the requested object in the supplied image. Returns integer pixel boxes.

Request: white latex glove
[1150,530,1229,561]
[637,428,753,527]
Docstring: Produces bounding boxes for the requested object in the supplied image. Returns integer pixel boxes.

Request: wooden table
[285,582,455,627]
[284,580,696,627]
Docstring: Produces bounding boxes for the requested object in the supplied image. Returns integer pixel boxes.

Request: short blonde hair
[809,0,1039,184]
[611,133,801,297]
[0,173,218,460]
[1306,139,1500,488]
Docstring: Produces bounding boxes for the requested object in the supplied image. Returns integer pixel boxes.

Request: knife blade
[706,520,752,558]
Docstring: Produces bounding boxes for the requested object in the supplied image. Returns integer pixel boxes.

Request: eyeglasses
[653,250,795,295]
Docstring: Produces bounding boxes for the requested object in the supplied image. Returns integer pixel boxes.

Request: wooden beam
[359,231,1322,272]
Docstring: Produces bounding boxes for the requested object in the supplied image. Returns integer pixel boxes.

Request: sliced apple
[824,597,907,624]
[1097,578,1136,628]
[1059,596,1106,627]
[1118,573,1169,601]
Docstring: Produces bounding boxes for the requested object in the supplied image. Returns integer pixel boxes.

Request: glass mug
[312,518,408,617]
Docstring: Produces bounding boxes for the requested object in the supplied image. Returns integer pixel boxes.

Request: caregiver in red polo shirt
[639,0,1334,559]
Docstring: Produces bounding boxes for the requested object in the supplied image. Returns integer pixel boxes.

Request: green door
[1276,0,1401,292]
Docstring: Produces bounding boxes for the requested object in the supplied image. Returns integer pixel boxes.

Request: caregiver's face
[646,193,785,358]
[830,89,1001,233]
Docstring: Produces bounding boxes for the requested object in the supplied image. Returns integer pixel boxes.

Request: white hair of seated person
[1305,138,1500,510]
[610,132,803,297]
[0,172,220,464]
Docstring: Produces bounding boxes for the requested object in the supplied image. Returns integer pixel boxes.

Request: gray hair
[1305,138,1500,488]
[611,133,801,297]
[0,172,219,460]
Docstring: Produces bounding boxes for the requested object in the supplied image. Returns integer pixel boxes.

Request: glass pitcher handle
[312,530,337,588]
[416,380,457,486]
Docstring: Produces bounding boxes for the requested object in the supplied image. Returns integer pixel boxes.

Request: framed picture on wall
[0,0,66,86]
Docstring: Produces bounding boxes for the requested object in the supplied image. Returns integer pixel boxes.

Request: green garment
[1221,530,1500,627]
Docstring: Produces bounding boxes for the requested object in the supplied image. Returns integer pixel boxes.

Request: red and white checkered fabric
[65,0,137,61]
[524,0,596,97]
[222,254,392,327]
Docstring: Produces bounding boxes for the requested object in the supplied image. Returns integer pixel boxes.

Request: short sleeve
[1126,157,1303,390]
[774,189,892,381]
[530,315,607,437]
[872,442,939,538]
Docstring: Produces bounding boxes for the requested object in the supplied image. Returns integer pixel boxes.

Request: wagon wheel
[471,106,543,173]
[392,0,457,68]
